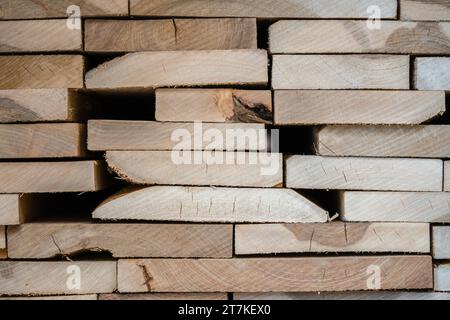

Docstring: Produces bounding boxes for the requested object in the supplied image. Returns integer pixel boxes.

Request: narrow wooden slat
[433,226,450,259]
[272,55,409,90]
[400,0,450,21]
[99,293,227,300]
[286,156,442,192]
[0,295,98,300]
[234,292,450,300]
[445,161,450,191]
[0,226,5,259]
[0,194,20,225]
[435,264,450,292]
[415,57,450,90]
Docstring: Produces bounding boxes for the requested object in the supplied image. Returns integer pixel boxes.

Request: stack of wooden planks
[0,0,449,300]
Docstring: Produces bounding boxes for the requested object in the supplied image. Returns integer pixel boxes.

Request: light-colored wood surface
[415,57,450,90]
[272,55,409,90]
[0,20,82,52]
[400,0,450,21]
[106,151,283,187]
[0,295,98,300]
[130,0,397,18]
[340,192,450,222]
[88,120,265,151]
[0,261,116,295]
[235,222,430,255]
[269,20,450,54]
[314,125,450,158]
[8,223,232,259]
[0,194,19,225]
[274,90,445,125]
[234,292,450,300]
[156,89,272,123]
[433,226,450,259]
[99,293,227,300]
[85,50,267,89]
[286,156,442,192]
[0,160,111,193]
[0,55,84,89]
[445,162,450,191]
[117,256,432,292]
[435,264,450,292]
[92,186,328,223]
[0,226,5,259]
[85,18,257,52]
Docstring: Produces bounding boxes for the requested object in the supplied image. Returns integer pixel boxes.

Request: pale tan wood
[0,55,84,89]
[130,0,397,18]
[400,0,450,21]
[0,295,98,300]
[0,226,5,259]
[315,125,450,158]
[274,90,445,125]
[286,156,442,192]
[235,222,430,255]
[92,186,328,223]
[340,192,450,222]
[0,20,82,52]
[445,161,450,191]
[8,223,232,259]
[269,21,450,54]
[0,194,19,225]
[0,261,116,295]
[0,0,128,19]
[415,58,450,90]
[106,151,282,188]
[117,256,432,292]
[156,89,272,123]
[85,19,257,52]
[99,293,227,300]
[435,264,450,291]
[234,292,450,300]
[433,226,450,259]
[85,50,267,89]
[273,55,410,90]
[0,160,111,193]
[88,120,265,151]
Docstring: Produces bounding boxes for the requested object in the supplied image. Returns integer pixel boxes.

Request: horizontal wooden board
[445,162,450,191]
[0,261,116,295]
[99,293,227,300]
[92,186,328,223]
[0,295,98,300]
[85,18,257,52]
[85,50,267,89]
[272,55,409,90]
[400,0,450,21]
[0,226,5,259]
[415,57,450,90]
[235,222,430,255]
[269,20,450,54]
[433,226,450,259]
[118,256,432,292]
[435,264,450,291]
[286,156,442,192]
[274,90,445,125]
[155,89,272,123]
[234,292,450,300]
[8,223,232,259]
[340,192,450,222]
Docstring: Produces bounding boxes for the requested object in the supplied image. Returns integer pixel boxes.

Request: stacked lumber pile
[0,0,449,300]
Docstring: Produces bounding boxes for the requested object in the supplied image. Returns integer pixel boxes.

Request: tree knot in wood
[230,94,272,124]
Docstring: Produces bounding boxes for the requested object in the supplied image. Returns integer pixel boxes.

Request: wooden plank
[435,264,450,291]
[105,151,282,188]
[400,0,450,21]
[433,226,450,259]
[92,186,328,223]
[314,125,450,158]
[155,89,272,123]
[286,156,442,192]
[0,20,82,53]
[85,19,257,52]
[0,0,128,19]
[269,20,450,54]
[272,55,409,90]
[0,194,20,225]
[0,55,84,89]
[0,261,116,295]
[415,58,450,90]
[117,256,432,292]
[274,90,445,125]
[130,0,397,18]
[85,50,267,89]
[99,293,227,300]
[234,292,450,300]
[0,295,98,300]
[445,161,450,191]
[0,226,5,259]
[340,192,450,222]
[0,161,111,193]
[7,223,233,259]
[88,120,265,151]
[235,222,430,255]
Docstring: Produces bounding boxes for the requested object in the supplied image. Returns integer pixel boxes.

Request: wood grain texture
[117,256,432,292]
[314,125,450,158]
[0,20,82,52]
[92,186,328,223]
[85,50,267,89]
[433,226,450,259]
[400,0,450,21]
[435,264,450,291]
[286,156,442,192]
[8,223,232,259]
[85,18,257,52]
[155,89,272,123]
[269,20,450,54]
[234,292,450,300]
[0,194,22,225]
[274,90,445,125]
[0,295,97,300]
[88,120,265,151]
[340,192,450,222]
[272,55,409,90]
[235,222,430,255]
[130,0,397,18]
[445,161,450,191]
[0,226,5,259]
[99,293,227,300]
[0,261,116,295]
[415,57,450,90]
[0,55,84,89]
[106,151,283,188]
